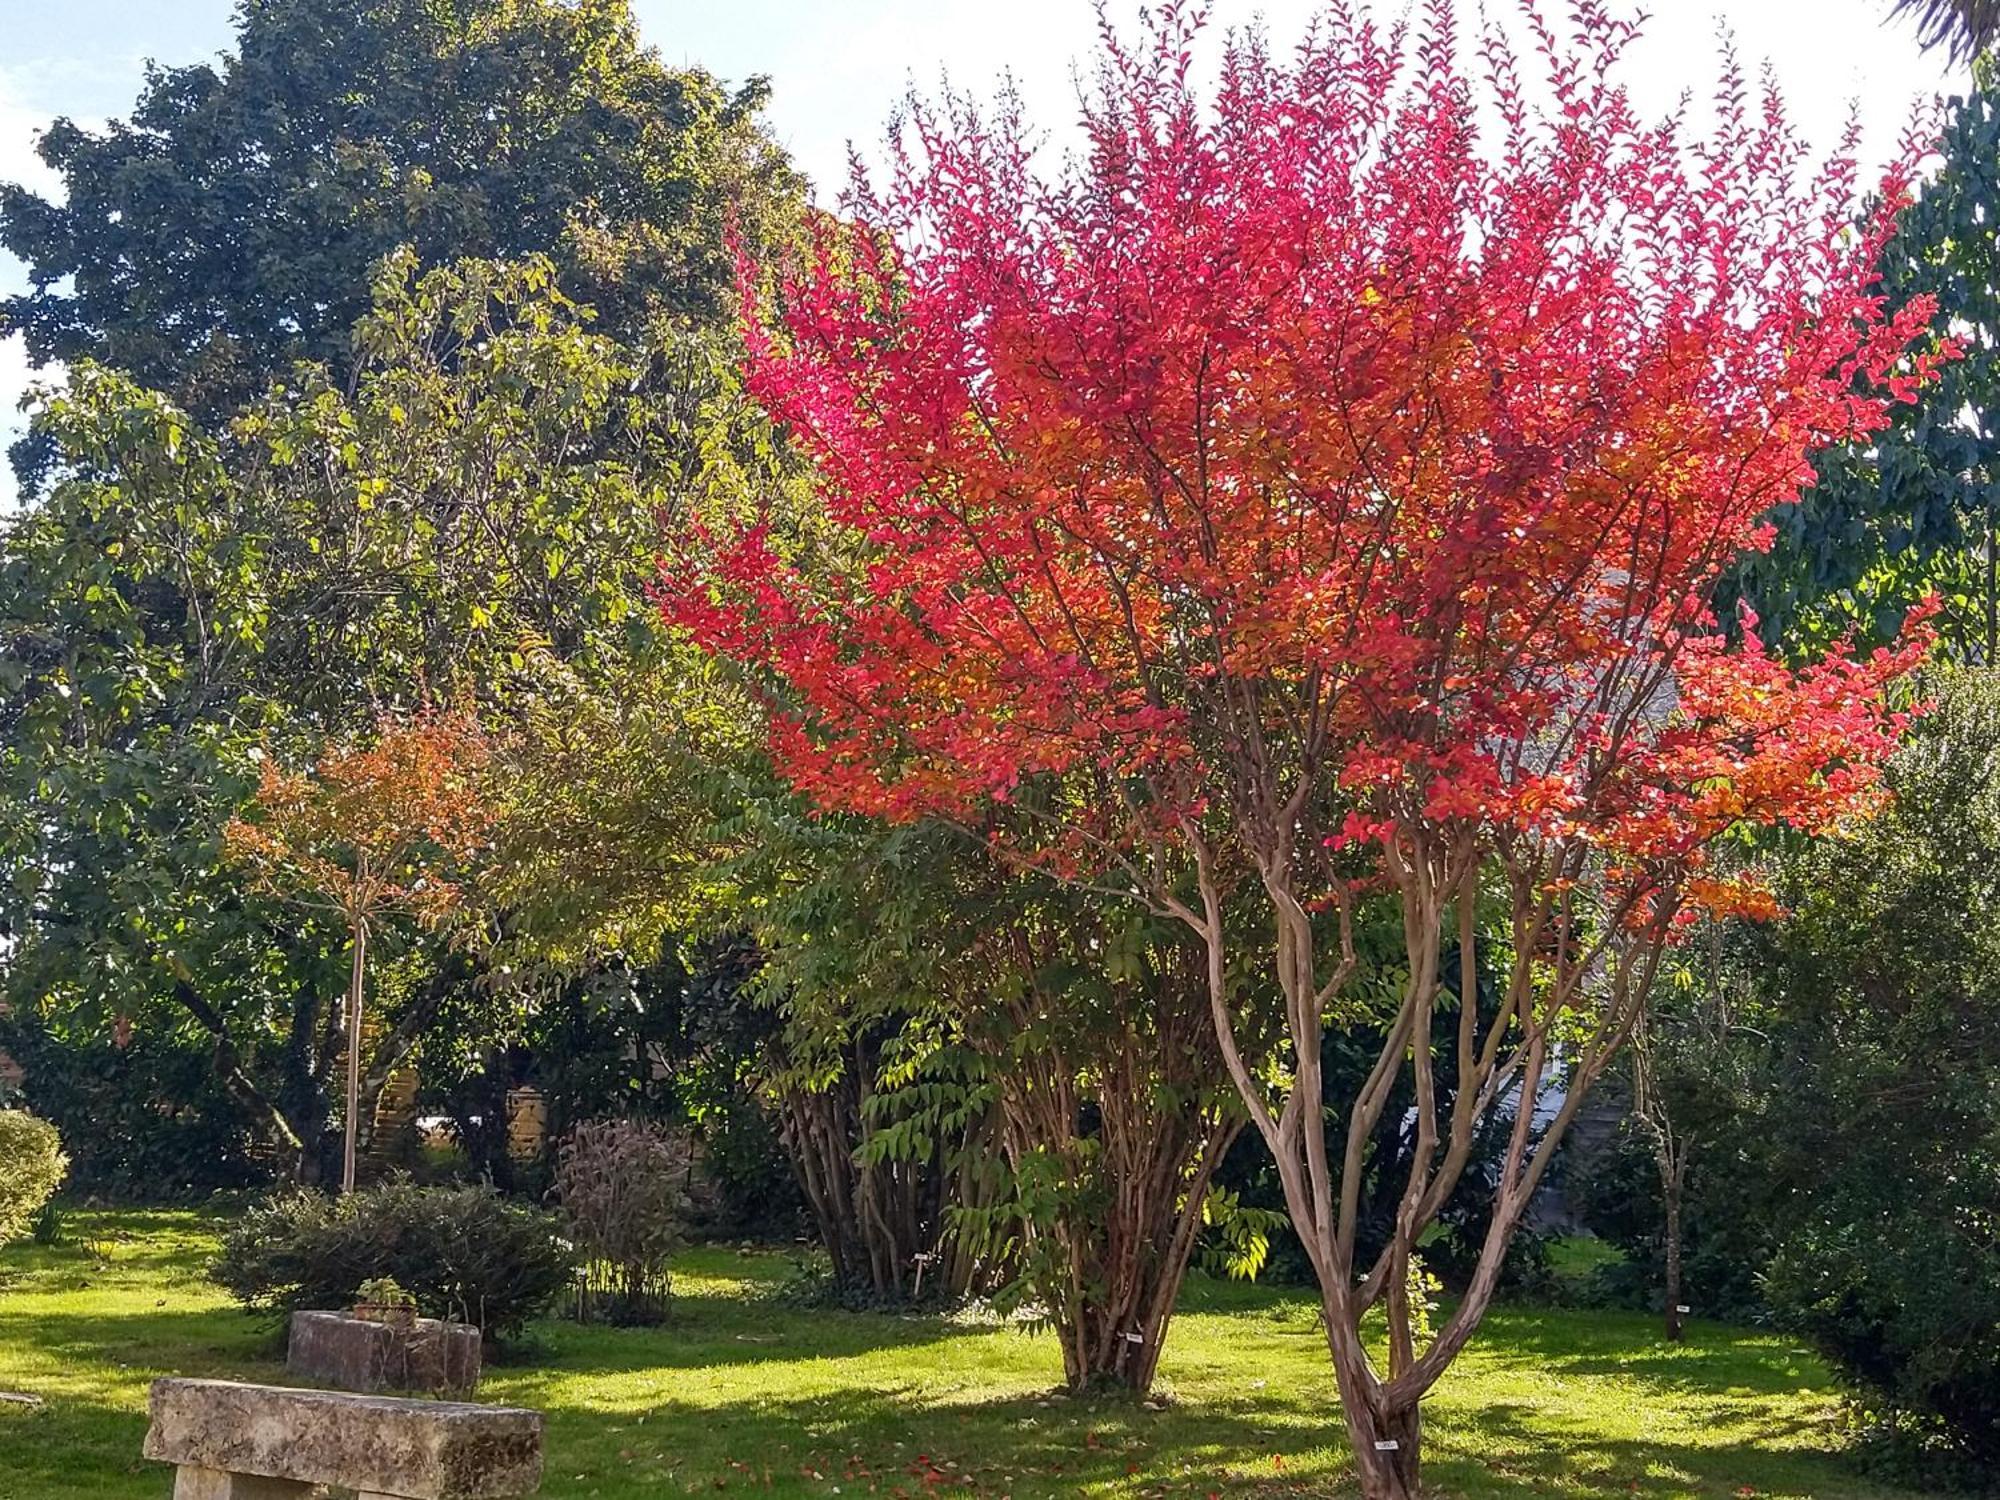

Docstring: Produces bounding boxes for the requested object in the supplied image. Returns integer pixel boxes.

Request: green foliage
[1724,61,2000,659]
[0,1111,68,1245]
[1568,1116,1779,1320]
[1742,670,2000,1464]
[0,245,787,1181]
[354,1275,415,1309]
[1196,1185,1290,1282]
[407,940,799,1235]
[1765,1216,2000,1472]
[0,0,805,1184]
[1569,923,1784,1323]
[213,1181,575,1338]
[0,1016,271,1197]
[28,1200,65,1247]
[0,0,799,444]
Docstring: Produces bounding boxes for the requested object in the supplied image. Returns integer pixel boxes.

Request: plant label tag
[1374,1440,1400,1451]
[1123,1331,1145,1344]
[1675,1305,1691,1314]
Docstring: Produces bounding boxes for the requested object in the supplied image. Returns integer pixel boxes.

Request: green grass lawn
[0,1212,1921,1500]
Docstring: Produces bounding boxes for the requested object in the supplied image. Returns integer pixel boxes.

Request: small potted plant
[352,1276,419,1330]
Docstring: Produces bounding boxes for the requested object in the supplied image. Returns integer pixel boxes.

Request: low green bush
[0,1111,68,1244]
[212,1180,575,1339]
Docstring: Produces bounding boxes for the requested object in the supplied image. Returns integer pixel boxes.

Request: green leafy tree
[0,255,767,1179]
[1751,671,2000,1466]
[753,814,1254,1393]
[1726,62,2000,659]
[0,0,799,456]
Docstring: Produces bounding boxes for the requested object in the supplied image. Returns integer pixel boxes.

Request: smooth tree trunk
[1659,1142,1690,1342]
[341,919,367,1194]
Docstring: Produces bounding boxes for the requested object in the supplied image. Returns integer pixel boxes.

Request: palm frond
[1891,0,1999,64]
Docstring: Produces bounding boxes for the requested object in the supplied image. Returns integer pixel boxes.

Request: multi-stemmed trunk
[974,942,1242,1396]
[1171,834,1666,1500]
[1023,1100,1238,1394]
[774,1034,967,1302]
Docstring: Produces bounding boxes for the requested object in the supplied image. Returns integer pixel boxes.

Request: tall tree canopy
[1756,670,2000,1464]
[0,251,781,1179]
[0,0,800,452]
[672,6,1939,1494]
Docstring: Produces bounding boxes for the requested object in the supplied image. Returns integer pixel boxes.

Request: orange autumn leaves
[222,708,496,933]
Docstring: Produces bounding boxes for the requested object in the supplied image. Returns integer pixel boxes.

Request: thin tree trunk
[341,920,367,1194]
[1662,1149,1688,1342]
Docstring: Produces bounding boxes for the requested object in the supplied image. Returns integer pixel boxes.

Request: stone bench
[289,1310,482,1396]
[143,1377,542,1499]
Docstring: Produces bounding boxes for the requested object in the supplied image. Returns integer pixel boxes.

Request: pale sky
[0,0,1970,466]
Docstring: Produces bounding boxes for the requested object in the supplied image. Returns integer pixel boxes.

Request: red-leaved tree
[667,4,1942,1492]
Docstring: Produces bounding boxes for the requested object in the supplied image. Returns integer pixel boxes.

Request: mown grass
[0,1211,1921,1500]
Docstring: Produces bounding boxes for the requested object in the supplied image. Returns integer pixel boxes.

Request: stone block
[288,1310,482,1396]
[173,1468,311,1499]
[145,1377,542,1498]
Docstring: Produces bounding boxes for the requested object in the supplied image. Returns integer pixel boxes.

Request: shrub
[1745,672,2000,1465]
[554,1119,689,1325]
[213,1180,575,1339]
[0,1111,67,1244]
[1765,1214,2000,1468]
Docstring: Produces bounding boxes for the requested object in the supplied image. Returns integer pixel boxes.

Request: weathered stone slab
[144,1378,542,1499]
[289,1310,482,1396]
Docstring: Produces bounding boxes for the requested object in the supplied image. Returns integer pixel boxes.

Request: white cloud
[0,67,62,208]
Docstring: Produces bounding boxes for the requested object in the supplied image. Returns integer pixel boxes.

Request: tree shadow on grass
[514,1370,1893,1500]
[1467,1305,1835,1399]
[503,1283,990,1374]
[0,1305,283,1408]
[1422,1398,1890,1500]
[0,1386,172,1500]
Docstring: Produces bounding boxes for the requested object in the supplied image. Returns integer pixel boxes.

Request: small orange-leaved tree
[224,709,494,1193]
